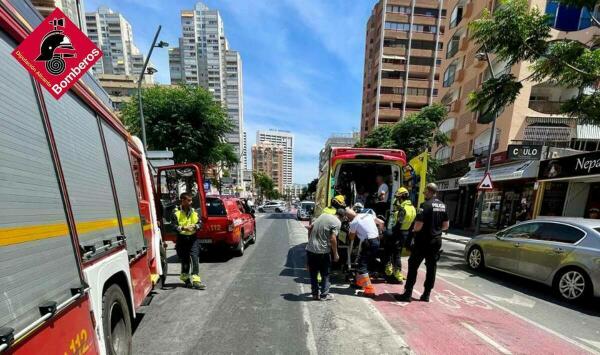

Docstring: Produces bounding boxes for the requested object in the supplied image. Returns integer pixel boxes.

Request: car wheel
[258,208,264,213]
[275,208,282,213]
[467,246,484,270]
[234,231,245,256]
[248,225,257,244]
[555,268,589,302]
[102,284,132,355]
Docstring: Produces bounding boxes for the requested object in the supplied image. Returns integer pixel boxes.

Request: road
[132,213,600,354]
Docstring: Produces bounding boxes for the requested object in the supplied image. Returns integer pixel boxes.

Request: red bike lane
[369,268,593,355]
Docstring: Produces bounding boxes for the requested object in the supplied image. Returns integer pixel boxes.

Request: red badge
[11,8,102,99]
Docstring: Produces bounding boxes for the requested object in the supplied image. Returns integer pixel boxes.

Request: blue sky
[86,0,375,184]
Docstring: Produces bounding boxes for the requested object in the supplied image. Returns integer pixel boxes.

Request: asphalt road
[131,213,600,354]
[131,213,410,354]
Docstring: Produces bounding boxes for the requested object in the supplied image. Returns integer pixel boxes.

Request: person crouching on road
[384,187,416,283]
[349,204,385,297]
[306,208,344,301]
[396,183,449,302]
[173,192,206,290]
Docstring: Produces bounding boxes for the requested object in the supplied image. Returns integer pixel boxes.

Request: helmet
[331,195,346,208]
[395,187,409,197]
[352,202,364,213]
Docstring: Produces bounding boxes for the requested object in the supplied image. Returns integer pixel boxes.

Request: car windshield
[595,228,600,234]
[206,197,227,216]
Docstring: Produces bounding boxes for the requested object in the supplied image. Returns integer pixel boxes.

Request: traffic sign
[478,173,494,190]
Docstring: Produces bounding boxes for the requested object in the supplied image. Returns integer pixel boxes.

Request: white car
[258,201,286,213]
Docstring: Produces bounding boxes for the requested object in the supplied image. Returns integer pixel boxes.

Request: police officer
[384,187,416,283]
[396,183,448,302]
[173,192,206,290]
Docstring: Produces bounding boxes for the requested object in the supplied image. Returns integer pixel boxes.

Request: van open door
[156,163,207,243]
[405,151,429,208]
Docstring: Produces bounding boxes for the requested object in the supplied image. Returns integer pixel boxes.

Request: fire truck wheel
[102,284,132,355]
[234,231,245,257]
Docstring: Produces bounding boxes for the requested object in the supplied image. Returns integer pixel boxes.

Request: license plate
[198,239,212,244]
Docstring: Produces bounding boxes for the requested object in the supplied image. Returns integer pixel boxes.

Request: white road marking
[461,322,512,355]
[288,220,318,355]
[437,270,469,280]
[436,274,600,355]
[362,297,412,351]
[484,294,536,308]
[577,338,600,351]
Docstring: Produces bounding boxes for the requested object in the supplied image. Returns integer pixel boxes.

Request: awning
[459,160,540,186]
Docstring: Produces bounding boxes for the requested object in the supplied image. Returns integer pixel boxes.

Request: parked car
[464,217,600,302]
[297,201,315,221]
[258,200,286,213]
[199,196,256,256]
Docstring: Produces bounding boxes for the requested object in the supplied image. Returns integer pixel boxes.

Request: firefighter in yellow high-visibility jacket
[172,192,206,290]
[384,187,416,283]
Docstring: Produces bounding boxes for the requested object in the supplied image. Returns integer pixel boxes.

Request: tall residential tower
[361,0,446,137]
[257,130,294,187]
[169,2,245,186]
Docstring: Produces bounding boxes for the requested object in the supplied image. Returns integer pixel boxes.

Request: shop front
[535,150,600,219]
[434,159,472,228]
[458,153,540,232]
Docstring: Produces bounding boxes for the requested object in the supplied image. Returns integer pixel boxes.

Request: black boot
[394,290,412,302]
[420,290,431,302]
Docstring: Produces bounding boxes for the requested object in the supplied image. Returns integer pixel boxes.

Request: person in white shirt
[348,204,384,297]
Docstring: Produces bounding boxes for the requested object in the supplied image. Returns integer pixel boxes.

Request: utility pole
[474,46,498,236]
[137,25,168,150]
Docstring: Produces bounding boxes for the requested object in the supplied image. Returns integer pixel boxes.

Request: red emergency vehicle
[0,2,168,354]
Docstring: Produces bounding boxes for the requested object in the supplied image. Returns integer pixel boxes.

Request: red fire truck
[0,2,171,354]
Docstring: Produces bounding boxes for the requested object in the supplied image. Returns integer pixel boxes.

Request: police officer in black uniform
[396,183,449,302]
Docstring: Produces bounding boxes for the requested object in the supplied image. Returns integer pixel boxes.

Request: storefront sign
[475,151,509,168]
[538,150,600,180]
[436,177,460,191]
[508,145,542,160]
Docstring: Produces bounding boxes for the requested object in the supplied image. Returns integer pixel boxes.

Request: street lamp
[137,25,168,150]
[474,45,498,235]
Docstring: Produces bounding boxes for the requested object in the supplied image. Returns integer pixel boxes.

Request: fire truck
[0,1,175,354]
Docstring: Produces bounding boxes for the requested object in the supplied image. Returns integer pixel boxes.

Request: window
[501,223,540,239]
[443,62,457,87]
[534,223,586,244]
[386,5,410,14]
[446,34,460,59]
[206,198,227,216]
[385,21,410,31]
[450,5,463,28]
[545,0,596,31]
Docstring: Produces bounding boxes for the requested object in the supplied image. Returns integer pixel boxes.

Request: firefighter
[173,192,206,290]
[323,195,347,215]
[384,187,416,283]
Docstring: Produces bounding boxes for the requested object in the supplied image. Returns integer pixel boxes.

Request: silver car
[464,217,600,302]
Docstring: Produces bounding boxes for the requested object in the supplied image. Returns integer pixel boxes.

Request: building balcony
[473,141,500,157]
[523,126,574,143]
[528,100,565,115]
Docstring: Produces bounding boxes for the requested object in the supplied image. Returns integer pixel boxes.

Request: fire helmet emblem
[35,18,76,75]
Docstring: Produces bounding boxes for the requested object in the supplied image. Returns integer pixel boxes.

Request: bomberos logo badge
[11,8,102,99]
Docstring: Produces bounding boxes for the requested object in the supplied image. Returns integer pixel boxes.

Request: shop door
[500,191,519,228]
[563,183,590,217]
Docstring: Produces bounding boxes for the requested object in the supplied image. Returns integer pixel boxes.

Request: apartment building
[96,74,153,111]
[252,142,284,192]
[32,0,86,31]
[361,0,446,138]
[433,0,600,230]
[256,130,294,187]
[85,6,154,83]
[242,131,248,170]
[169,2,245,186]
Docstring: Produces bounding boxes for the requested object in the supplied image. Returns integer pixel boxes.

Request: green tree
[300,178,318,201]
[121,85,238,166]
[253,172,278,201]
[468,0,600,123]
[362,104,449,180]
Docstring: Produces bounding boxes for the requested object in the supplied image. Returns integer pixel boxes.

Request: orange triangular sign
[478,172,494,190]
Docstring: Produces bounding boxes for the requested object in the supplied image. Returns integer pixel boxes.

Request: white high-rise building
[242,131,247,170]
[257,130,294,187]
[169,2,244,186]
[85,6,154,83]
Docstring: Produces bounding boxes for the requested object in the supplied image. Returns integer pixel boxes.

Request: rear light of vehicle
[227,220,235,232]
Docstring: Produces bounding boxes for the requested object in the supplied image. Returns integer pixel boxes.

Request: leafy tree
[363,104,449,158]
[468,0,600,123]
[253,172,279,201]
[121,85,238,166]
[362,104,449,180]
[300,178,318,200]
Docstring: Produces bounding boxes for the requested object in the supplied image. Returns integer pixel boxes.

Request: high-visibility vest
[399,200,416,231]
[323,206,336,215]
[175,208,199,235]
